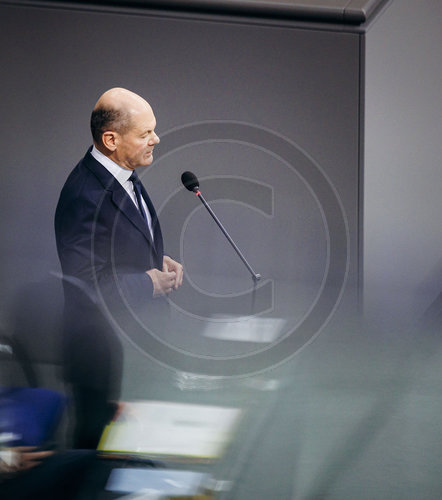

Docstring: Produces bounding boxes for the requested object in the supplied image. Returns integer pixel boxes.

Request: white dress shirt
[91,146,154,240]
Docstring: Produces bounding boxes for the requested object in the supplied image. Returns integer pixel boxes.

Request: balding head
[90,88,153,146]
[95,88,152,115]
[90,88,160,169]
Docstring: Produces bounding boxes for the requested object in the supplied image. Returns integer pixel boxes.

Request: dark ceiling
[6,0,389,25]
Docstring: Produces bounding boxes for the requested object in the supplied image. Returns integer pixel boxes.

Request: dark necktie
[129,170,157,244]
[129,171,149,224]
[129,171,163,263]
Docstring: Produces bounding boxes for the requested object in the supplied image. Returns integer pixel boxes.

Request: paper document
[202,315,286,343]
[98,401,242,460]
[106,468,209,496]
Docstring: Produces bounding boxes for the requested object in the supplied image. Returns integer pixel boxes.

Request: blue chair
[0,334,66,447]
[1,386,66,447]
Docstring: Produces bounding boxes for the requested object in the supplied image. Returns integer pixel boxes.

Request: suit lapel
[83,149,157,254]
[111,188,157,252]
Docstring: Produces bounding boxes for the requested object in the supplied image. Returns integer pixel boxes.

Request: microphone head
[181,171,199,192]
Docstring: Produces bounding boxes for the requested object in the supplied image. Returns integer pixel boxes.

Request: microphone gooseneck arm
[192,186,261,283]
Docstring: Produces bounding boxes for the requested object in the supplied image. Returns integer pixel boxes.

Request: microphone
[181,171,199,193]
[181,171,261,282]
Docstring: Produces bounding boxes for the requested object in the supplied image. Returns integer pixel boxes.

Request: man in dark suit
[54,88,183,448]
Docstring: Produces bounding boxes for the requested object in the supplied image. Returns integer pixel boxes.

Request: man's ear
[102,131,118,151]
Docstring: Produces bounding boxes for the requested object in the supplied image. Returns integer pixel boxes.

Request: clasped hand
[146,256,183,297]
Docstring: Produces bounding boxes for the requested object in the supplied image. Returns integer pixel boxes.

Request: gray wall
[1,0,440,367]
[0,2,361,369]
[1,4,441,497]
[364,0,442,328]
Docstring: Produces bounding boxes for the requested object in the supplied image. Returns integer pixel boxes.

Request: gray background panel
[0,1,441,498]
[0,3,361,330]
[364,0,442,328]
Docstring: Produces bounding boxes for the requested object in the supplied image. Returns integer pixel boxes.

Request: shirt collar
[91,145,132,185]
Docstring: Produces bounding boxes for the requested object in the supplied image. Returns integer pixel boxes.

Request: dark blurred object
[61,275,123,449]
[9,277,64,371]
[3,277,68,447]
[5,274,123,449]
[1,448,97,500]
[0,333,37,389]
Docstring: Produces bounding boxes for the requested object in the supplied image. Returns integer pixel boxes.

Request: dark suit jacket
[54,147,165,392]
[55,147,164,303]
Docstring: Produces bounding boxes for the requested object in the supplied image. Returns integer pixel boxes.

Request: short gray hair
[90,106,132,145]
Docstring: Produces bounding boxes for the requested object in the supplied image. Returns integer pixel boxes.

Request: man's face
[115,105,160,170]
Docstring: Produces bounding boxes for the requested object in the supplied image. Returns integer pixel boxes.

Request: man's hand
[18,447,54,472]
[162,256,183,290]
[146,257,183,297]
[146,268,177,297]
[0,447,54,474]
